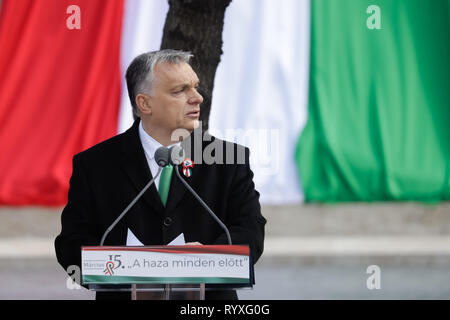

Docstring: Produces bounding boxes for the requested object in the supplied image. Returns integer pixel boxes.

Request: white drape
[209,0,310,203]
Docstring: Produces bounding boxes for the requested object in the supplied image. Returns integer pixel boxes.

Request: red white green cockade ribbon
[182,158,194,177]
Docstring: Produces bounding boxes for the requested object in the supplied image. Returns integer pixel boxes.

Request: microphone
[169,145,232,245]
[155,146,170,167]
[99,146,170,246]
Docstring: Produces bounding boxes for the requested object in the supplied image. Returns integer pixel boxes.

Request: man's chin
[192,119,200,130]
[184,118,200,131]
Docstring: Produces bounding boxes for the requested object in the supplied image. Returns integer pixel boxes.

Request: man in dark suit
[55,49,266,300]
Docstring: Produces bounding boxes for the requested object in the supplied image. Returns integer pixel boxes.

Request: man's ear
[136,93,152,115]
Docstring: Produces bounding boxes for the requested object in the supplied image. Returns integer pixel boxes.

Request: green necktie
[158,164,173,206]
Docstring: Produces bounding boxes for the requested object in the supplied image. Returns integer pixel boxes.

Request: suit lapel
[165,163,201,213]
[120,119,164,215]
[165,134,203,214]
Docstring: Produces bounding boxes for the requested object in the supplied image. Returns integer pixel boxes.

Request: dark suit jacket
[54,119,266,300]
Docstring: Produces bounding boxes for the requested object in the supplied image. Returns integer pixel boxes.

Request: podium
[81,245,252,300]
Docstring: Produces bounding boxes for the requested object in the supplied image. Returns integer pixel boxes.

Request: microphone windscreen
[154,147,170,167]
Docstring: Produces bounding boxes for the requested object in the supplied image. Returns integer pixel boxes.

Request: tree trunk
[160,0,232,131]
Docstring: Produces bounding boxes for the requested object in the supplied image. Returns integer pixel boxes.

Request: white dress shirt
[138,121,179,191]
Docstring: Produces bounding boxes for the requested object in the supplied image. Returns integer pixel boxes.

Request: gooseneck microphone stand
[99,167,162,246]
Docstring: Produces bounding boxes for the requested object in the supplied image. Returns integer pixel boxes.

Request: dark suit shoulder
[205,135,246,149]
[200,135,250,165]
[74,130,131,163]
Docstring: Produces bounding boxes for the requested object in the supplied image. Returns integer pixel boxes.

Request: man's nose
[189,89,203,105]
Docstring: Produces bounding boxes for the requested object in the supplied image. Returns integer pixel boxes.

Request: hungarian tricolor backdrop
[0,0,449,206]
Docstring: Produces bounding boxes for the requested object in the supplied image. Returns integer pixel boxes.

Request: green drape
[296,0,450,201]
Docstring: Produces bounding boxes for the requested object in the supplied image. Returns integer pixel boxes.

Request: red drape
[0,0,124,205]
